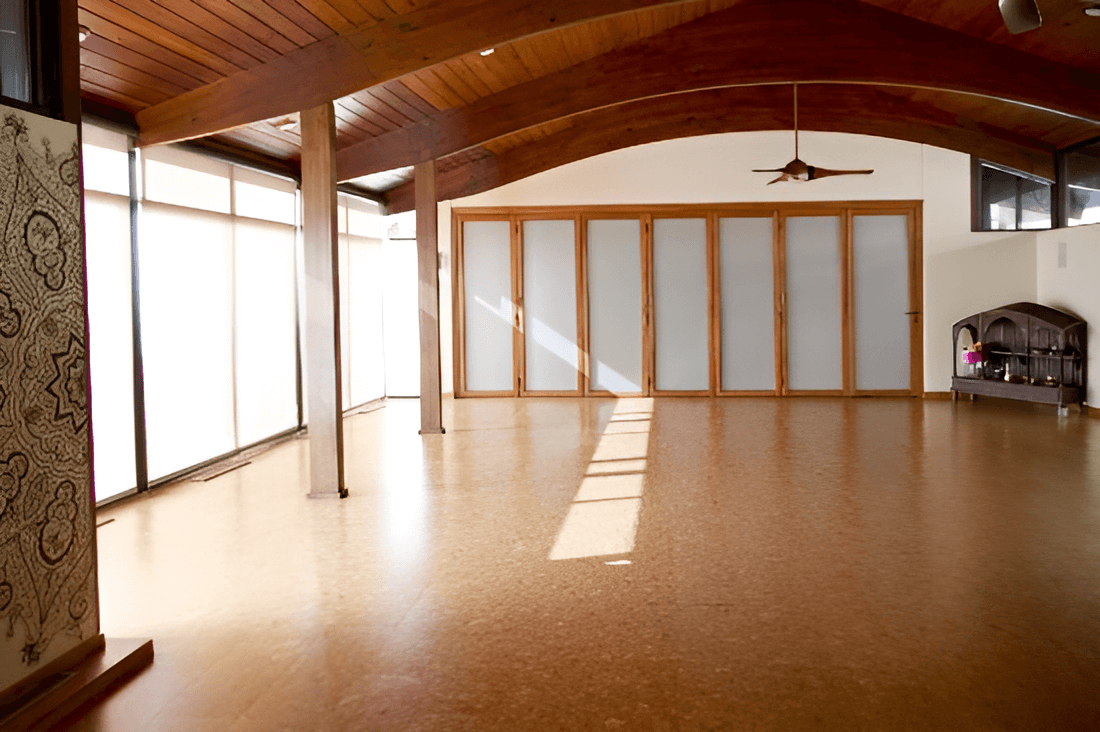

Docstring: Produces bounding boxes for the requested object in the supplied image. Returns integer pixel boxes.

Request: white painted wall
[443,131,1043,394]
[1036,224,1100,406]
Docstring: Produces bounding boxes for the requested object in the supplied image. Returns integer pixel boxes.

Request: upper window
[973,160,1052,231]
[0,2,32,105]
[1064,140,1100,227]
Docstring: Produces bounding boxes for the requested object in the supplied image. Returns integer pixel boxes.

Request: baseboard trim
[1,636,153,731]
[923,391,953,400]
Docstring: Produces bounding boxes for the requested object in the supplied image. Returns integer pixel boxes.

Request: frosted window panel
[84,192,137,501]
[719,217,775,391]
[339,231,351,409]
[143,147,231,214]
[81,124,130,197]
[653,218,709,391]
[463,221,514,392]
[139,204,236,479]
[383,239,421,396]
[523,220,578,391]
[853,215,910,391]
[346,197,382,239]
[235,220,299,446]
[233,166,295,225]
[587,219,643,393]
[785,216,842,391]
[349,238,386,406]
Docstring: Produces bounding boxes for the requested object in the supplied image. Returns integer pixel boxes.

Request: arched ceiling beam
[133,0,698,147]
[383,85,1063,213]
[340,0,1100,182]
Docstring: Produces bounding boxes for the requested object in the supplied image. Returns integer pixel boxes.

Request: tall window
[139,146,298,480]
[0,2,32,105]
[337,194,387,409]
[82,124,137,502]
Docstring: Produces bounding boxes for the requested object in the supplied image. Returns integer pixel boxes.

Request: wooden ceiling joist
[338,0,1100,182]
[382,85,1063,213]
[133,0,698,146]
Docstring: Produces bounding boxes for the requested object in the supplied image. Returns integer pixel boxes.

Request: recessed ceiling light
[1085,5,1100,16]
[271,116,298,132]
[480,48,495,56]
[78,25,91,42]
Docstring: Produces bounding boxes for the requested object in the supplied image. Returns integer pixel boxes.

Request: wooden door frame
[846,204,925,397]
[452,201,924,400]
[778,207,849,397]
[712,210,784,397]
[579,212,649,398]
[515,214,585,397]
[649,212,712,397]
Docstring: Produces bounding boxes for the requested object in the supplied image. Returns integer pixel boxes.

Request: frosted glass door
[587,220,643,393]
[785,216,842,391]
[463,220,514,392]
[853,215,911,391]
[719,217,775,391]
[653,218,708,391]
[523,220,578,392]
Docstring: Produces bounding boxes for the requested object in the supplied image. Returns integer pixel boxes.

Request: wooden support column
[416,161,445,434]
[301,103,348,497]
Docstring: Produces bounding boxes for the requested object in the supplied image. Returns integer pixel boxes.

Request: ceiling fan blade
[809,167,874,180]
[766,174,789,185]
[998,0,1042,34]
[752,168,786,173]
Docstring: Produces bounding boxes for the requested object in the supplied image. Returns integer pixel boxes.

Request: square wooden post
[416,160,445,434]
[301,103,347,497]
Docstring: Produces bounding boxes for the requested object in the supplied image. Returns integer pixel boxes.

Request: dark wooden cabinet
[952,303,1086,408]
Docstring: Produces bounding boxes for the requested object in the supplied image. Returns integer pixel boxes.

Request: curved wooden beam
[341,0,1100,181]
[383,85,1064,212]
[134,0,696,146]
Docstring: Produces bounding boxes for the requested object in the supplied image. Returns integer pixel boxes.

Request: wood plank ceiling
[77,0,1100,201]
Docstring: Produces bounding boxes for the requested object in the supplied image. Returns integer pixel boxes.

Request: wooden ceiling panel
[80,65,172,106]
[150,0,282,64]
[229,0,331,45]
[864,0,1100,72]
[346,92,415,129]
[80,48,191,99]
[78,9,225,85]
[80,35,207,93]
[188,0,300,54]
[81,0,250,75]
[335,98,392,136]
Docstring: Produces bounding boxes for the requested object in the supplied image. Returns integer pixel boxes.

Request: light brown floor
[68,397,1100,731]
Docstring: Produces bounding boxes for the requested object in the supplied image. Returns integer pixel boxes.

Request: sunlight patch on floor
[549,398,653,561]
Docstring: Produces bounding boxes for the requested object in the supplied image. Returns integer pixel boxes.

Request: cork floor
[70,397,1100,731]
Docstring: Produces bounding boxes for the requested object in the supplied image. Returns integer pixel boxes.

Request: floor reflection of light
[549,398,653,561]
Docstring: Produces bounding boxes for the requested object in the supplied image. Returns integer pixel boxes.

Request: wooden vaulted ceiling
[77,0,1100,205]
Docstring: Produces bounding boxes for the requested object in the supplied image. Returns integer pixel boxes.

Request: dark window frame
[970,157,1055,232]
[0,0,69,120]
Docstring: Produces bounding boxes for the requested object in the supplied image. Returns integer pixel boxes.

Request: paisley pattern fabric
[0,105,98,691]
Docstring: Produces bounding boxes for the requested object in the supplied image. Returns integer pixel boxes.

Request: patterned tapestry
[0,104,98,693]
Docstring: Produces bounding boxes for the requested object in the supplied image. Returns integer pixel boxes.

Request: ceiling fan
[752,84,873,185]
[999,0,1042,34]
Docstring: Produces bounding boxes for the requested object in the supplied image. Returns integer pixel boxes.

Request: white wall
[1036,224,1100,406]
[444,131,1042,394]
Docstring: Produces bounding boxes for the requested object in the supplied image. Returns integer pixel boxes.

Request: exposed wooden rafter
[338,0,1100,182]
[382,84,1068,212]
[133,0,699,146]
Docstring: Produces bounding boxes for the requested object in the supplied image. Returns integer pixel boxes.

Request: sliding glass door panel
[719,217,775,392]
[463,220,514,392]
[587,219,643,393]
[523,220,579,392]
[785,216,843,391]
[853,214,911,391]
[653,218,709,391]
